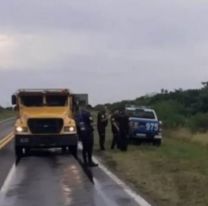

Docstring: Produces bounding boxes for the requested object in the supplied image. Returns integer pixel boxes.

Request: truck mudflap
[15,134,78,148]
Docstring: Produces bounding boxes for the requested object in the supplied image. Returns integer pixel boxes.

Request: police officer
[118,108,129,151]
[111,110,120,149]
[76,106,98,167]
[97,109,108,150]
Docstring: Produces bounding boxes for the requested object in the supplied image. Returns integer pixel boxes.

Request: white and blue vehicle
[126,106,162,146]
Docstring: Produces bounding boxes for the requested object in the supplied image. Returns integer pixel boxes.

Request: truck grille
[28,118,63,134]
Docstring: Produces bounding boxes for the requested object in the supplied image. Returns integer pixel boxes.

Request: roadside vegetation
[95,81,208,132]
[93,82,208,206]
[94,125,208,206]
[0,107,15,121]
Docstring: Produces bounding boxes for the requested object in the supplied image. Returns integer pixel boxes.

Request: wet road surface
[1,153,106,206]
[0,119,147,206]
[0,119,15,141]
[0,119,15,188]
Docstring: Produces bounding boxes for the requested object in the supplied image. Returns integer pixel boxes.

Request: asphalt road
[0,119,15,189]
[0,119,146,206]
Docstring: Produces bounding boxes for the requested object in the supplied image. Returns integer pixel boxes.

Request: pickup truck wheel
[128,137,133,144]
[153,139,161,146]
[15,146,23,158]
[136,140,142,145]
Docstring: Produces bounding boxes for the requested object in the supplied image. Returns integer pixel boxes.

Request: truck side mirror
[14,105,19,111]
[12,95,16,105]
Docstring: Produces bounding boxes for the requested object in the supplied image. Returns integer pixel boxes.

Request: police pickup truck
[126,106,162,146]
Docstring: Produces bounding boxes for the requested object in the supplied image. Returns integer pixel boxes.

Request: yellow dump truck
[12,89,86,158]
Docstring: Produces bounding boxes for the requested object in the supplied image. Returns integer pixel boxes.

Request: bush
[188,113,208,132]
[94,84,208,132]
[152,100,186,128]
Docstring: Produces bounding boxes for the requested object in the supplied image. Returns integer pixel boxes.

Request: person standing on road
[118,108,129,151]
[97,108,108,150]
[110,110,120,149]
[76,106,98,167]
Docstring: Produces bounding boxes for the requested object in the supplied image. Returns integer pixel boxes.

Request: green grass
[0,110,16,121]
[167,128,208,146]
[93,121,208,206]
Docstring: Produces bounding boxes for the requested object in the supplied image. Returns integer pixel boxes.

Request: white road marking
[0,164,16,194]
[94,156,152,206]
[93,178,119,206]
[1,142,152,206]
[78,143,152,206]
[0,132,14,150]
[0,117,15,124]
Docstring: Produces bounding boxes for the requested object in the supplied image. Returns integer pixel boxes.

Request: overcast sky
[0,0,208,106]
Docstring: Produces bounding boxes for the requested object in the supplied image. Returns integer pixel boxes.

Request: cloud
[0,0,208,105]
[0,31,108,70]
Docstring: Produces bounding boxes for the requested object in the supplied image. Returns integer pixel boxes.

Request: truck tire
[62,146,68,153]
[24,147,30,156]
[15,146,23,158]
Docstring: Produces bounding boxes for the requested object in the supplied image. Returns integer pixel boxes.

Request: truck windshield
[127,109,156,119]
[46,95,67,106]
[21,95,43,106]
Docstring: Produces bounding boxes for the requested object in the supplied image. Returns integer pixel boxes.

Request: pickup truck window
[127,109,156,119]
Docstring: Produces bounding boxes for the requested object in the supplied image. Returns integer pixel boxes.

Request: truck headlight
[64,126,76,133]
[16,126,28,133]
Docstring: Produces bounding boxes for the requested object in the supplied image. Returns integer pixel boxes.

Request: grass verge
[94,126,208,206]
[0,110,15,121]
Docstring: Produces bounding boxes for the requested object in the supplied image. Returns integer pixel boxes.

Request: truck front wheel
[62,146,68,153]
[69,145,77,158]
[15,146,23,158]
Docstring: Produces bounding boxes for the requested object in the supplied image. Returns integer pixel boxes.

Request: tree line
[94,82,208,132]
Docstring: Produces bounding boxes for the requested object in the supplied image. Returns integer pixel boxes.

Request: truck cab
[12,89,82,157]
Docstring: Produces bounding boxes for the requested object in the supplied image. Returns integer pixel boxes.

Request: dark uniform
[111,111,120,149]
[97,111,108,150]
[76,109,98,167]
[118,111,129,151]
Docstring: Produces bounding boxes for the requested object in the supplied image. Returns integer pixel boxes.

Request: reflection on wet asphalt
[93,168,140,206]
[0,150,141,206]
[0,120,144,206]
[0,153,99,206]
[0,142,14,189]
[0,119,14,141]
[0,120,15,188]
